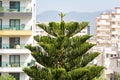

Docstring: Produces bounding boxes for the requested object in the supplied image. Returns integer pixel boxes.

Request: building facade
[0,0,36,80]
[95,7,120,80]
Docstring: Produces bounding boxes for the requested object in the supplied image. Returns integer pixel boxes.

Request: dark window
[10,1,20,11]
[0,19,2,30]
[111,54,113,57]
[0,55,2,67]
[10,19,20,30]
[0,1,2,7]
[106,54,109,58]
[0,37,1,48]
[9,55,20,67]
[9,37,20,49]
[9,73,20,80]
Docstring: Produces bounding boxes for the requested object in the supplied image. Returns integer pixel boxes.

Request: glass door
[9,37,20,49]
[0,37,1,49]
[0,1,2,7]
[10,19,20,30]
[0,1,3,12]
[9,73,20,80]
[0,19,2,30]
[9,55,20,67]
[10,1,20,12]
[0,55,2,67]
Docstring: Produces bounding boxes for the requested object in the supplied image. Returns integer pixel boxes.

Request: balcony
[111,25,120,29]
[97,28,110,31]
[1,43,25,49]
[96,22,110,26]
[0,25,32,36]
[0,7,31,12]
[111,18,120,22]
[97,33,109,37]
[0,43,31,54]
[0,7,32,17]
[1,62,25,67]
[0,62,27,72]
[111,31,118,35]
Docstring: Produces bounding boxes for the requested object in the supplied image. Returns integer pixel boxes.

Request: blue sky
[36,0,120,14]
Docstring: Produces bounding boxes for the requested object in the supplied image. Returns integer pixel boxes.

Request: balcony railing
[0,25,31,30]
[0,43,25,49]
[0,7,32,12]
[0,62,25,67]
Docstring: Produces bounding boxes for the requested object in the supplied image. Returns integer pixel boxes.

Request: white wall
[2,54,9,67]
[116,8,120,13]
[20,54,29,66]
[20,73,29,80]
[101,14,109,19]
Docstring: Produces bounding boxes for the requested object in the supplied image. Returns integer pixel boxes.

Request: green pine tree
[23,12,103,80]
[0,75,16,80]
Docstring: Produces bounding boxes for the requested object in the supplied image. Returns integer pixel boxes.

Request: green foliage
[23,13,103,80]
[93,70,104,80]
[117,73,120,80]
[0,75,16,80]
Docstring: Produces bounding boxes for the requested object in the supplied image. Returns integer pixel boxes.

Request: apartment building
[0,0,36,80]
[95,7,120,80]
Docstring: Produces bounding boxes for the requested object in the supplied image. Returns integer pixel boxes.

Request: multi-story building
[0,0,36,80]
[95,7,120,80]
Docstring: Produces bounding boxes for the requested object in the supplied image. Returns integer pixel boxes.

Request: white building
[0,0,36,80]
[95,7,120,80]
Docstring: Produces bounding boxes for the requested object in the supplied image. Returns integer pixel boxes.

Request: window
[9,73,20,80]
[0,19,2,30]
[0,37,1,49]
[0,1,2,7]
[118,22,120,26]
[111,35,115,38]
[10,1,20,11]
[106,54,109,58]
[9,37,20,49]
[97,26,100,28]
[9,55,20,67]
[112,14,115,18]
[111,21,115,25]
[111,54,113,57]
[10,19,20,30]
[111,28,115,31]
[0,55,1,67]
